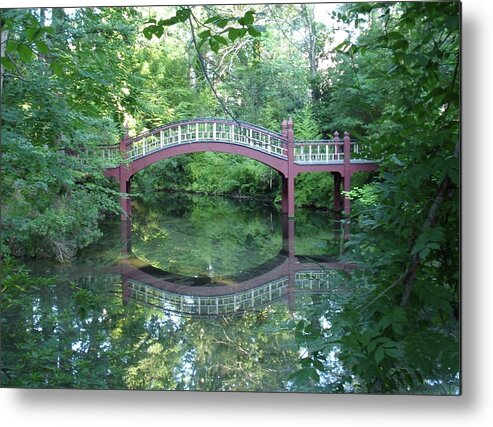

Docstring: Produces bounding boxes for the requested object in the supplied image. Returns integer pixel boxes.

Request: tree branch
[399,173,452,307]
[186,9,241,126]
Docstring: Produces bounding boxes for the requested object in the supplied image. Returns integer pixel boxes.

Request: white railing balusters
[126,270,334,316]
[108,120,365,166]
[292,141,360,164]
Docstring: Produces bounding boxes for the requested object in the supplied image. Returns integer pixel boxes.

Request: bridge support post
[281,215,296,312]
[119,125,132,221]
[332,172,342,212]
[281,176,288,215]
[281,214,296,259]
[286,118,295,218]
[119,176,131,220]
[122,275,130,305]
[343,131,351,215]
[121,218,132,256]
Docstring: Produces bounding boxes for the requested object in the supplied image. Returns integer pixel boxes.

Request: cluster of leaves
[0,10,59,74]
[143,7,261,53]
[1,8,148,260]
[292,1,460,394]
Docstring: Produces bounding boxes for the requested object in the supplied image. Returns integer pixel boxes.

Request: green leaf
[313,359,325,372]
[18,44,34,62]
[300,357,311,367]
[142,26,154,40]
[6,40,19,52]
[216,18,229,29]
[35,40,49,54]
[50,60,64,76]
[176,8,191,23]
[392,322,403,335]
[411,226,445,260]
[375,346,384,365]
[25,27,42,42]
[242,10,255,26]
[198,30,211,39]
[204,15,221,24]
[393,39,409,50]
[387,31,404,40]
[247,26,261,37]
[307,367,320,382]
[228,27,240,42]
[214,35,228,46]
[0,56,15,71]
[158,16,179,26]
[385,348,400,358]
[153,25,164,39]
[209,39,219,53]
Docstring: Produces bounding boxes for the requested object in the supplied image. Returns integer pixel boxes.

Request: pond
[1,193,354,392]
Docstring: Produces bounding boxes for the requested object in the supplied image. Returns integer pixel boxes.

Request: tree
[293,1,460,394]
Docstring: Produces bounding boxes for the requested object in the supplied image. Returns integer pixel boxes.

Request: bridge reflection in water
[111,215,352,317]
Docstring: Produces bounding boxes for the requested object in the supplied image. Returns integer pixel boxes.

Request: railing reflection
[110,215,352,317]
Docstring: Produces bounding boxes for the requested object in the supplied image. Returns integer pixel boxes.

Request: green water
[1,193,349,391]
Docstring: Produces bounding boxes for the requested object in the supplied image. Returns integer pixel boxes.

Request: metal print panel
[0,1,460,394]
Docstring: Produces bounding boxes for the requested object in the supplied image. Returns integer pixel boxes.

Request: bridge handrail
[124,117,286,146]
[110,117,289,161]
[295,139,346,144]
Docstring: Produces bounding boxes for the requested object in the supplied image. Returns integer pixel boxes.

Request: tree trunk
[0,28,8,93]
[400,175,452,307]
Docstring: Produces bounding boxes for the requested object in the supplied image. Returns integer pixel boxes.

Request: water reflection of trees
[0,194,350,391]
[131,194,284,281]
[1,270,305,391]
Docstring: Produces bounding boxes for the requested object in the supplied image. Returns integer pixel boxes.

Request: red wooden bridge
[103,118,378,219]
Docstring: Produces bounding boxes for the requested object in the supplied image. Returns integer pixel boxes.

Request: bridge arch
[128,141,288,179]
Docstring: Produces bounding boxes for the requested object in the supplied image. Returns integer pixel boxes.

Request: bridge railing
[128,276,289,316]
[124,119,287,161]
[98,145,122,164]
[64,267,346,317]
[295,270,346,293]
[126,268,344,317]
[294,140,360,164]
[99,119,373,167]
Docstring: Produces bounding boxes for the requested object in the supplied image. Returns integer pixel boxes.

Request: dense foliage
[293,2,460,394]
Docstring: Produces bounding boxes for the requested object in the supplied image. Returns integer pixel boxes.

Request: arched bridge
[103,118,378,219]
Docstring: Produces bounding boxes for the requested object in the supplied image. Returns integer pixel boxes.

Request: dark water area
[1,193,352,391]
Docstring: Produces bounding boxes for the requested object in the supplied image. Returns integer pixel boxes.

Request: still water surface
[2,194,352,391]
